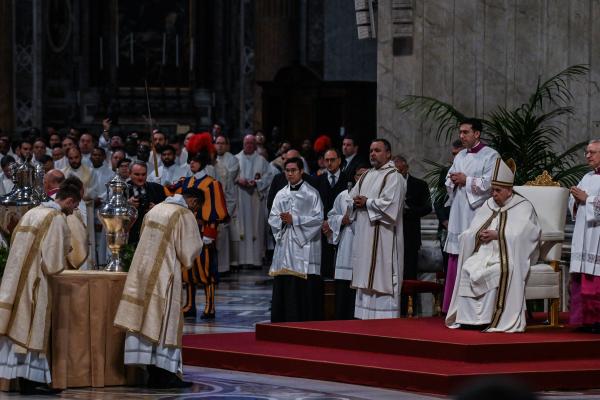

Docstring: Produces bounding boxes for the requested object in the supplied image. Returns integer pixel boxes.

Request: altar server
[443,118,499,312]
[569,139,600,329]
[327,164,370,319]
[269,157,324,322]
[114,189,203,388]
[0,184,81,395]
[350,139,406,319]
[445,159,541,332]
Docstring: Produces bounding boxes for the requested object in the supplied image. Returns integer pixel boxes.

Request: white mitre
[491,158,516,187]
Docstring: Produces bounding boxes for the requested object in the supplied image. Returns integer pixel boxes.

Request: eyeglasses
[584,150,600,156]
[285,168,300,174]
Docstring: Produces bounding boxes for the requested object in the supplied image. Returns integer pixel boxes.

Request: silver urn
[0,160,48,238]
[97,176,138,272]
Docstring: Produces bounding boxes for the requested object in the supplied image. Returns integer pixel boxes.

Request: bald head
[243,134,257,155]
[284,149,301,162]
[44,169,66,194]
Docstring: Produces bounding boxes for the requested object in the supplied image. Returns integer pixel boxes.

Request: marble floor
[2,267,600,399]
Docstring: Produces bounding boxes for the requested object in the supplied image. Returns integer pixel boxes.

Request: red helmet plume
[186,132,215,157]
[313,135,332,154]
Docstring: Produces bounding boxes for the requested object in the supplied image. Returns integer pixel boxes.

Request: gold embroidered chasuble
[114,202,202,347]
[0,205,71,353]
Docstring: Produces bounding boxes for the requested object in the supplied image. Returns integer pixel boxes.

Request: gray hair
[589,139,600,145]
[129,161,148,172]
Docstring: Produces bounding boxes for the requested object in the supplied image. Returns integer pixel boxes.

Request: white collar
[41,200,61,211]
[165,194,189,208]
[193,169,207,179]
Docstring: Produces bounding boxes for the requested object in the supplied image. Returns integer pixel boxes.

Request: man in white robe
[443,118,499,312]
[214,135,240,273]
[114,189,202,388]
[91,147,114,265]
[569,139,600,328]
[148,145,191,185]
[349,139,406,319]
[0,156,15,196]
[269,157,323,322]
[235,134,274,267]
[327,165,369,319]
[0,184,81,394]
[446,159,541,332]
[91,147,114,188]
[61,146,100,267]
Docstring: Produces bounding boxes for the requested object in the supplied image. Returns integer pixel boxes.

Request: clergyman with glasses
[568,139,600,331]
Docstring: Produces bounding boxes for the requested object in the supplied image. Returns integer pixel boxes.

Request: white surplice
[570,172,600,276]
[147,163,191,185]
[268,182,323,277]
[349,161,406,319]
[235,151,274,266]
[444,146,499,255]
[215,152,240,272]
[445,195,540,332]
[327,189,355,281]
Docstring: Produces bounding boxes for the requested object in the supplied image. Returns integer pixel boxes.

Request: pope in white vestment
[214,144,240,272]
[446,159,541,332]
[0,186,80,389]
[235,135,274,267]
[349,140,406,319]
[114,192,202,387]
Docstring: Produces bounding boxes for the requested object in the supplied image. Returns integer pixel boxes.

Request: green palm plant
[398,64,590,192]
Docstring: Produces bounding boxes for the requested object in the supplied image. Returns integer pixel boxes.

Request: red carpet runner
[182,317,600,395]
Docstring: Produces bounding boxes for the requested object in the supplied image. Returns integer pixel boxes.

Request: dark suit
[127,181,167,244]
[266,172,318,212]
[341,154,366,181]
[402,175,433,280]
[316,170,350,279]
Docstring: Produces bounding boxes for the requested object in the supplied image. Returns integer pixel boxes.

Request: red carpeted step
[182,332,600,395]
[255,317,600,362]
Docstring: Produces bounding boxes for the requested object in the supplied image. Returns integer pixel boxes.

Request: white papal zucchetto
[491,158,516,187]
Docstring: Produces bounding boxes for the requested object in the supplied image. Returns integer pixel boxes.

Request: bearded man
[350,139,406,319]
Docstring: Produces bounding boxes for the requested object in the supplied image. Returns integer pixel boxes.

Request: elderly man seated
[445,159,541,332]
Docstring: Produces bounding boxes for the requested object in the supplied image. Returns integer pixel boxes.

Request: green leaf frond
[397,96,467,141]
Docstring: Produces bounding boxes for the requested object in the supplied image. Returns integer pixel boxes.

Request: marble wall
[323,0,376,82]
[378,0,600,177]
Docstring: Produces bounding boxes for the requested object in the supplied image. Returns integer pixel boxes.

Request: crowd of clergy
[2,115,600,392]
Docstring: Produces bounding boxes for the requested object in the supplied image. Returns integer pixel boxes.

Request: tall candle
[99,37,103,69]
[175,34,179,67]
[189,37,194,71]
[162,33,166,65]
[130,33,134,64]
